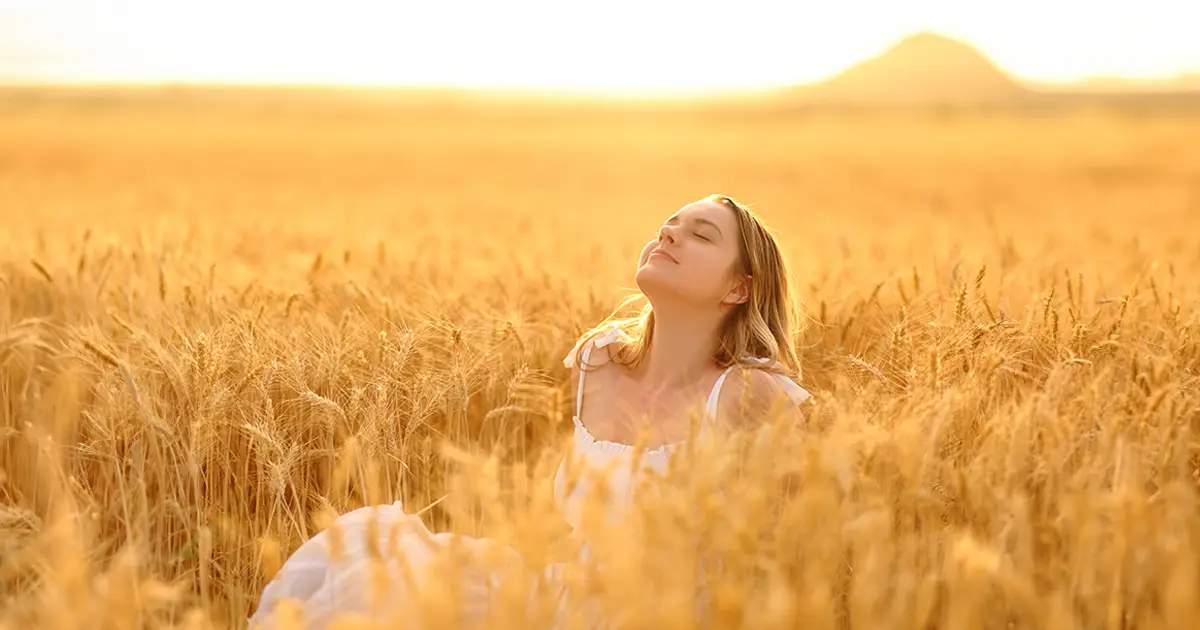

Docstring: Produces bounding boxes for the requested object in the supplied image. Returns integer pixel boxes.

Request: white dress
[248,327,811,629]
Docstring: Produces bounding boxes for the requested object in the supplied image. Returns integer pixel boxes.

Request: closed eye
[694,232,711,242]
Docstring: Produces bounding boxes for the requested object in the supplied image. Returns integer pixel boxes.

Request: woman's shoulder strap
[704,359,811,421]
[564,325,628,420]
[737,357,811,405]
[562,325,628,370]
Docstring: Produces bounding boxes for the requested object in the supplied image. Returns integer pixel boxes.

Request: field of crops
[2,90,1199,629]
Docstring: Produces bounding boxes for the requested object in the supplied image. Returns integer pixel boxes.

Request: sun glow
[1,0,1196,92]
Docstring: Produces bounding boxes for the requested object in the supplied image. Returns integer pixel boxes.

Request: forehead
[670,200,737,229]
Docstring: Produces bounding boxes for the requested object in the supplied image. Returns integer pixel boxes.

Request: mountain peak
[807,31,1026,105]
[889,31,978,54]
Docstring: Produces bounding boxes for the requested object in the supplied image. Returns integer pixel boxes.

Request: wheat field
[1,90,1199,629]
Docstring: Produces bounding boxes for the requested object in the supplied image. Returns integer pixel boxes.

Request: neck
[638,300,726,390]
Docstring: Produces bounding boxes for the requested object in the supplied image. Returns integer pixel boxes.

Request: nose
[658,224,679,244]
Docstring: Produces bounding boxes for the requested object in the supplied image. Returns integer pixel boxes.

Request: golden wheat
[1,91,1198,629]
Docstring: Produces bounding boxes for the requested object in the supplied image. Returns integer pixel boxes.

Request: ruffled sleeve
[772,373,812,405]
[562,340,583,369]
[563,327,627,369]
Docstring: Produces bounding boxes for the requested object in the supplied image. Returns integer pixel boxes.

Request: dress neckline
[571,414,685,455]
[564,325,813,457]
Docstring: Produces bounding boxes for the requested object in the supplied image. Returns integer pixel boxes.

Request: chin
[635,267,688,303]
[634,264,660,291]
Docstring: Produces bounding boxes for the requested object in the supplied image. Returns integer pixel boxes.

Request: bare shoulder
[716,366,805,430]
[563,327,628,399]
[564,327,626,370]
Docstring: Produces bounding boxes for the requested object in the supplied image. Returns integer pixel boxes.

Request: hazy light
[0,0,1195,92]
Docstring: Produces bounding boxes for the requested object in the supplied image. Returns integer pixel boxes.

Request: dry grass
[1,90,1199,629]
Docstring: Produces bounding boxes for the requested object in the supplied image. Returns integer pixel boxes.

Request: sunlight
[1,0,1196,90]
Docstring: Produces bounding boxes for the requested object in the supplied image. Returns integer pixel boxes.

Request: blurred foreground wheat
[1,91,1199,629]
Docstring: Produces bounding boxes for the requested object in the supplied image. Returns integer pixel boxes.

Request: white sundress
[247,327,811,629]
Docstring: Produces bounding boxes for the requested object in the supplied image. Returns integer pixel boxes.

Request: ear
[722,275,751,306]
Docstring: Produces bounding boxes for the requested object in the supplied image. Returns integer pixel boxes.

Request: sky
[0,0,1196,93]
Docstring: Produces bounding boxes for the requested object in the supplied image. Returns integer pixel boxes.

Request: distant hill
[797,32,1029,106]
[779,32,1200,110]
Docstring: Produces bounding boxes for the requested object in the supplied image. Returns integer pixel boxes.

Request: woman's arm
[714,368,811,508]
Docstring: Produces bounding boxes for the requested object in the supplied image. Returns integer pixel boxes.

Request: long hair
[573,194,803,379]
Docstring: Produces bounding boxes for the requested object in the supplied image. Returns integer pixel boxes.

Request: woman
[248,194,811,629]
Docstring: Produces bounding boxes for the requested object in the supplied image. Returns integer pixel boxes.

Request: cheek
[638,240,656,266]
[685,249,732,294]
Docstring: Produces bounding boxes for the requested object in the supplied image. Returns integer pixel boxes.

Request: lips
[650,249,678,264]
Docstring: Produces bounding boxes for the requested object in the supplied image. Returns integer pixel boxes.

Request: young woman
[249,194,811,629]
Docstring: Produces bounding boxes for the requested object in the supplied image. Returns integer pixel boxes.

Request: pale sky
[0,0,1196,92]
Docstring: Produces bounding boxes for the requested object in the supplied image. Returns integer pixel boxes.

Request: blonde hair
[573,194,802,379]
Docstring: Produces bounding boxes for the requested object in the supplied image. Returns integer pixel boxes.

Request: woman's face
[635,199,747,307]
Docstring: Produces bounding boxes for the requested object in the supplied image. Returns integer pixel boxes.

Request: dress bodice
[550,327,811,532]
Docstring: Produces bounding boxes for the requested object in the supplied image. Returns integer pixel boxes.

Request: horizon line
[2,73,1198,97]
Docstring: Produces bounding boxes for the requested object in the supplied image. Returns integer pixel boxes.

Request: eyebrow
[666,215,724,239]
